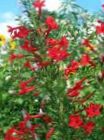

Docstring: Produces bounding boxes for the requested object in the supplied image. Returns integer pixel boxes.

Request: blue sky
[0,0,19,15]
[76,0,101,12]
[0,0,102,17]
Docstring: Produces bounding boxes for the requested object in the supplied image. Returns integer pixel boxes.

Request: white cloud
[45,0,60,11]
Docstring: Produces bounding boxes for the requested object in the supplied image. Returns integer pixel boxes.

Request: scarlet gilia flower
[19,78,35,95]
[48,46,69,61]
[45,16,58,37]
[33,0,45,17]
[46,38,58,46]
[85,103,101,118]
[69,114,83,129]
[96,20,104,34]
[45,16,58,30]
[47,37,69,61]
[46,127,55,140]
[5,128,22,140]
[21,40,37,53]
[80,54,95,67]
[24,61,35,71]
[82,39,95,52]
[47,36,69,48]
[59,36,69,48]
[83,121,95,134]
[65,60,79,76]
[9,53,24,63]
[67,78,86,97]
[8,26,30,39]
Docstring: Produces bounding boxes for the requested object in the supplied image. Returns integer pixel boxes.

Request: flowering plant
[1,0,104,139]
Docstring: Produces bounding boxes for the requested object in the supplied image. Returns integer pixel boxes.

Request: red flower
[8,26,30,39]
[19,78,34,88]
[19,78,35,95]
[19,86,35,95]
[46,38,58,46]
[96,20,104,34]
[83,121,95,134]
[46,127,55,140]
[24,61,35,71]
[5,128,22,140]
[67,78,86,97]
[21,40,37,53]
[9,53,24,63]
[59,36,69,48]
[45,16,58,30]
[48,46,69,61]
[46,36,69,48]
[33,0,45,17]
[33,0,45,9]
[69,115,83,129]
[80,54,95,67]
[67,90,79,97]
[85,103,101,118]
[65,60,79,76]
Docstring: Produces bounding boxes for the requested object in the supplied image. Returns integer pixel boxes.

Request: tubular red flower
[96,20,104,34]
[46,38,58,46]
[21,40,37,53]
[59,36,69,48]
[83,121,95,134]
[80,54,95,67]
[9,53,24,63]
[67,78,86,97]
[33,0,45,9]
[33,0,45,17]
[19,86,35,95]
[69,115,83,129]
[45,16,59,30]
[5,128,22,140]
[46,127,55,140]
[48,46,69,61]
[19,78,35,95]
[85,103,101,118]
[65,60,79,76]
[24,61,35,71]
[8,26,30,39]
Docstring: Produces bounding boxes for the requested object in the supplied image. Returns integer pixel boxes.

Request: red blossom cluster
[65,53,95,77]
[69,102,101,134]
[47,36,70,61]
[9,53,24,63]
